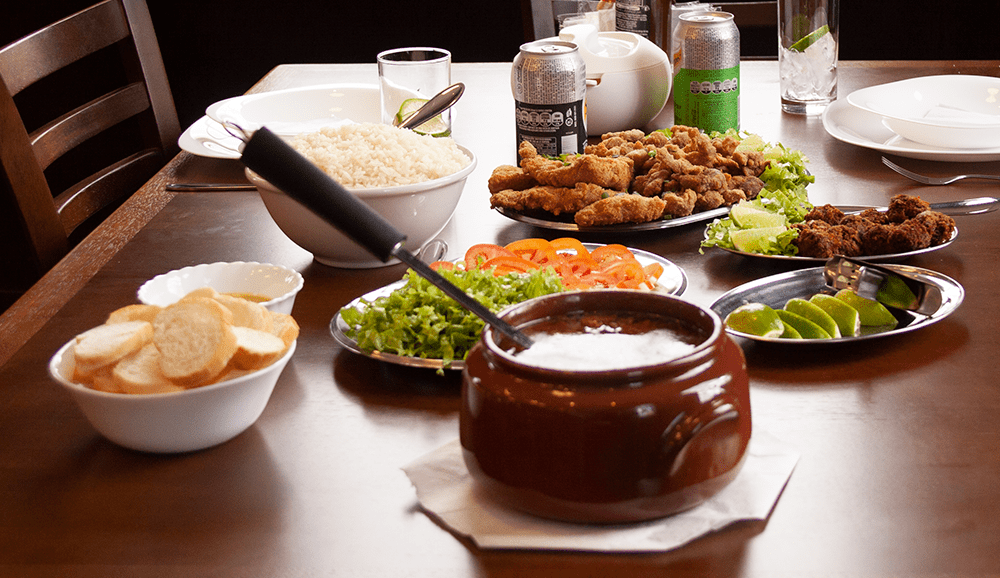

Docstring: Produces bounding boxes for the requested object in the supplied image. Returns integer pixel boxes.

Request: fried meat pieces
[791,195,956,258]
[488,126,770,227]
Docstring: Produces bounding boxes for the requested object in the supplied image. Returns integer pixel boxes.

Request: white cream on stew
[513,324,697,371]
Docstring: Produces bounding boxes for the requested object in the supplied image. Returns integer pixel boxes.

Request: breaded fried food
[792,221,863,258]
[487,165,537,194]
[885,194,931,223]
[490,182,610,215]
[803,204,846,225]
[661,189,698,217]
[912,210,956,244]
[574,193,666,227]
[518,141,634,191]
[861,221,932,254]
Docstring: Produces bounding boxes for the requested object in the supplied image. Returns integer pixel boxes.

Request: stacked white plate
[178,84,390,159]
[823,75,1000,162]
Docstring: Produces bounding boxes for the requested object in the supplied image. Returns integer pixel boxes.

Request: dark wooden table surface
[2,61,999,577]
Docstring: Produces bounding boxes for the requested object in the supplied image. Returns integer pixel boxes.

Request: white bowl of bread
[138,261,303,315]
[49,288,299,453]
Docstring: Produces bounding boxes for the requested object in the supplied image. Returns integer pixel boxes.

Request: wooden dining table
[2,59,999,577]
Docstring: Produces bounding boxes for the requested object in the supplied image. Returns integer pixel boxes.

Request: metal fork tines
[882,156,1000,185]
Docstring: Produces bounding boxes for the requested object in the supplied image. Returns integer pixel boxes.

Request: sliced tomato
[550,237,590,258]
[465,244,516,271]
[429,261,456,271]
[481,254,540,276]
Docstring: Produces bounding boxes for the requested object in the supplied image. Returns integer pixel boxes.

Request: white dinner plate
[822,98,1000,162]
[179,83,388,159]
[330,244,688,371]
[711,264,964,344]
[846,75,1000,149]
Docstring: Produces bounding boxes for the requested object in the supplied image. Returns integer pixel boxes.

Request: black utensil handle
[240,127,406,262]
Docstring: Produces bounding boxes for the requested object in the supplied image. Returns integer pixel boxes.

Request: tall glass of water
[778,0,839,115]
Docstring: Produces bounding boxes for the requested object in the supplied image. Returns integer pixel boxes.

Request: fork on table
[882,156,1000,185]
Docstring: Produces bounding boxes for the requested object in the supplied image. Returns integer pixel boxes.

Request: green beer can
[673,11,740,133]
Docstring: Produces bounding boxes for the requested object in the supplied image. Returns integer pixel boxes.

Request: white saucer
[178,116,244,159]
[822,98,1000,163]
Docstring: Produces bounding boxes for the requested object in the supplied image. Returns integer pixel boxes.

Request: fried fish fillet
[574,193,666,227]
[490,182,610,215]
[518,141,634,191]
[487,164,537,194]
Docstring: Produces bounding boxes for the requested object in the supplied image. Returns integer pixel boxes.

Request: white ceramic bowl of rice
[247,123,476,268]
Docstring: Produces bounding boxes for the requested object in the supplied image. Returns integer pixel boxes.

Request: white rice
[290,123,470,189]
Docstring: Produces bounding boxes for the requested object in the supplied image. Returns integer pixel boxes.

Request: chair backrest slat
[0,0,130,96]
[0,0,180,307]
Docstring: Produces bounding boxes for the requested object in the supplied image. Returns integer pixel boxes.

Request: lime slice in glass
[395,98,451,137]
[724,303,784,338]
[789,24,830,53]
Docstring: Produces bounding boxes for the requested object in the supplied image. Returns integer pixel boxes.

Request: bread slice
[106,304,162,324]
[231,326,286,370]
[112,343,184,394]
[180,286,221,301]
[269,311,300,349]
[72,320,153,380]
[153,298,237,386]
[214,294,273,332]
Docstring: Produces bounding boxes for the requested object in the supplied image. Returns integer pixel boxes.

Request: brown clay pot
[460,290,751,524]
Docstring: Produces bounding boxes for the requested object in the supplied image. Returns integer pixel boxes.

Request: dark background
[3,0,998,130]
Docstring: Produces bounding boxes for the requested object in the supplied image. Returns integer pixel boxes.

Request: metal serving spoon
[233,124,534,350]
[394,83,464,131]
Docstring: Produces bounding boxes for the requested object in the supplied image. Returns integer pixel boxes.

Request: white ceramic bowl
[137,261,303,314]
[847,75,1000,149]
[207,83,386,136]
[49,339,295,453]
[246,145,476,269]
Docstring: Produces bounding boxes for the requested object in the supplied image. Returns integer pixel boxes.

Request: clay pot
[460,290,750,524]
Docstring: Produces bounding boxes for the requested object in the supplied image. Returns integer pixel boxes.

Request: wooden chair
[0,0,180,309]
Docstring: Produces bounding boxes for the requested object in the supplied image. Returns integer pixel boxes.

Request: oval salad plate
[708,205,958,263]
[330,244,687,370]
[710,264,964,344]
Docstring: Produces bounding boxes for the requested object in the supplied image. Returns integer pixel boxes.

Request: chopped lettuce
[700,130,815,256]
[339,267,564,368]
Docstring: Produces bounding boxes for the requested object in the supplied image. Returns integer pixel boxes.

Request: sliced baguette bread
[112,343,184,394]
[153,297,237,386]
[73,320,153,381]
[106,304,162,325]
[231,326,287,370]
[214,294,273,332]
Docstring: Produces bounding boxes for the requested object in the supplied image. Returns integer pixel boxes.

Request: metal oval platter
[710,263,964,344]
[331,244,688,370]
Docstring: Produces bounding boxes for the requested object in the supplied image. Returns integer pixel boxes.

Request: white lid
[556,25,669,75]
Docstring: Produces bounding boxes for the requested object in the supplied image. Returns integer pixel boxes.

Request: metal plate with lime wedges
[711,264,964,344]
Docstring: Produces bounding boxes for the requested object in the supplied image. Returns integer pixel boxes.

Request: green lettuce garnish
[339,267,564,369]
[700,130,815,255]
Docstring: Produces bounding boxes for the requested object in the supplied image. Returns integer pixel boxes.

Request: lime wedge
[834,289,899,328]
[724,303,784,338]
[730,226,788,253]
[789,24,830,53]
[780,320,803,339]
[775,309,830,339]
[729,202,787,229]
[810,294,861,337]
[784,298,841,338]
[395,98,451,137]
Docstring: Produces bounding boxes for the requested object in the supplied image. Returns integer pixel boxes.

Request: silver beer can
[673,11,740,134]
[511,40,587,158]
